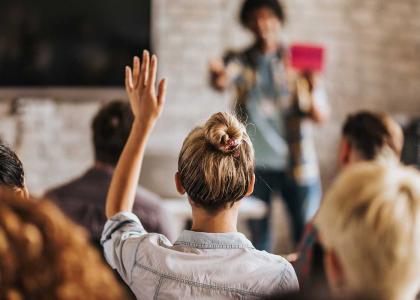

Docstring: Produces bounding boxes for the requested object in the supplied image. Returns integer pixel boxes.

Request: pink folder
[290,44,325,72]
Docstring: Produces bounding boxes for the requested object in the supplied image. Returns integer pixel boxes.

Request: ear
[324,249,345,294]
[245,173,255,196]
[338,138,351,168]
[15,186,29,200]
[175,172,186,195]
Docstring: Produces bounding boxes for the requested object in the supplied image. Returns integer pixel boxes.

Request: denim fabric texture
[101,212,299,299]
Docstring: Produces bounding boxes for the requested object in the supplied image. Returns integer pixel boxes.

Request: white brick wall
[1,0,420,196]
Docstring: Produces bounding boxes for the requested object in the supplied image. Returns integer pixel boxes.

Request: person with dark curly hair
[0,144,28,198]
[0,189,127,299]
[210,0,330,251]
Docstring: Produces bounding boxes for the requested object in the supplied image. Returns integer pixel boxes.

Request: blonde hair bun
[204,112,244,154]
[178,111,255,211]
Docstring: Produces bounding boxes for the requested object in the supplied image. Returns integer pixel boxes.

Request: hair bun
[204,112,244,154]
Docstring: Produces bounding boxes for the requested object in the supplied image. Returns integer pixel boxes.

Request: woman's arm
[105,50,167,218]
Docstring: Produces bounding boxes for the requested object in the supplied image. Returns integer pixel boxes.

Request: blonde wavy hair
[315,162,420,300]
[178,112,255,211]
[0,189,126,300]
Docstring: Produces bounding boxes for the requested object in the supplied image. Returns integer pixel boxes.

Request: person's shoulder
[251,250,298,279]
[221,49,241,65]
[223,45,254,63]
[45,178,80,200]
[45,169,104,205]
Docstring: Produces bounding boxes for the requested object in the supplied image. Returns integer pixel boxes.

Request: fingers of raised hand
[126,50,166,112]
[140,50,150,87]
[125,66,134,92]
[133,56,140,88]
[157,78,167,107]
[148,55,158,95]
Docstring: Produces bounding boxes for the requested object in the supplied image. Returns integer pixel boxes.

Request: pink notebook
[290,44,325,72]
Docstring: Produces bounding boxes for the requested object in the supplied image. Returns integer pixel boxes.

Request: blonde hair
[315,162,420,299]
[178,112,255,211]
[0,189,126,299]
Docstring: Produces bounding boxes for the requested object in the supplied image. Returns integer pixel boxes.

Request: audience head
[177,112,255,213]
[0,189,125,299]
[339,111,403,168]
[240,0,285,42]
[92,100,134,166]
[315,162,420,300]
[0,144,27,198]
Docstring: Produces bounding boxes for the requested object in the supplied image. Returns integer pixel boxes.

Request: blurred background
[0,0,419,200]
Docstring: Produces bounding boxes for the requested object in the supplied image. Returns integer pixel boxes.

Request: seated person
[101,51,299,299]
[315,162,420,300]
[337,112,403,165]
[0,143,28,198]
[294,111,404,288]
[46,100,175,245]
[0,189,126,299]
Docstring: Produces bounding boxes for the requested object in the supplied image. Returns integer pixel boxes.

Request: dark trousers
[248,169,321,251]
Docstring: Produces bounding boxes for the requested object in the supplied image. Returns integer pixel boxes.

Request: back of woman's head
[0,189,125,299]
[178,112,255,212]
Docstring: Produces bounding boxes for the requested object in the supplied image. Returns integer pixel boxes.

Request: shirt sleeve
[223,51,246,86]
[312,85,330,117]
[100,211,148,284]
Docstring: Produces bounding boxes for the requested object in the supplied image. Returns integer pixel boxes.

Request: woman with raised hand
[101,50,299,299]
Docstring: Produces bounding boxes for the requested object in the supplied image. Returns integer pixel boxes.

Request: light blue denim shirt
[101,212,299,299]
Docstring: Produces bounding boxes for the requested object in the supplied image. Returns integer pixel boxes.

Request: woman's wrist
[132,118,155,134]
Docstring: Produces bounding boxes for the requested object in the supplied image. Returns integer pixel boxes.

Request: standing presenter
[209,0,329,251]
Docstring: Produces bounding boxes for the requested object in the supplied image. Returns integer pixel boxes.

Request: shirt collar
[174,230,255,249]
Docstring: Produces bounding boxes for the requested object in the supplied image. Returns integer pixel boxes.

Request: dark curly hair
[0,189,127,299]
[92,100,134,166]
[0,144,25,189]
[240,0,286,27]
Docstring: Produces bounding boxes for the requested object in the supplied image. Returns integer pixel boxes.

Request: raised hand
[106,51,166,218]
[125,50,167,128]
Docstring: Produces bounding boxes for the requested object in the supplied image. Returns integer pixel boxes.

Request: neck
[256,39,278,54]
[190,201,240,233]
